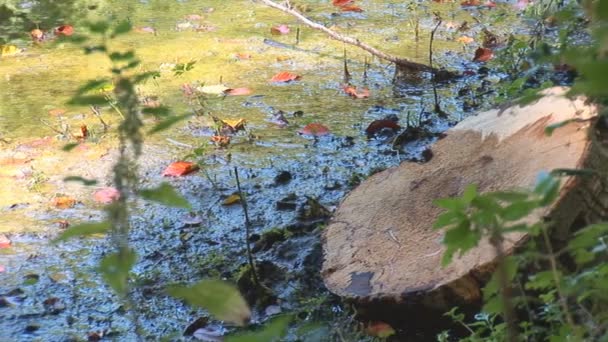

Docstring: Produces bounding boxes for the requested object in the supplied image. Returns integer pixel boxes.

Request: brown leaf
[234,53,252,60]
[270,24,290,35]
[299,123,330,136]
[343,84,370,99]
[340,4,364,12]
[270,71,301,83]
[210,135,231,147]
[365,120,401,136]
[30,29,44,41]
[163,161,199,177]
[48,108,67,116]
[473,47,493,62]
[332,0,354,6]
[365,321,395,338]
[221,118,246,132]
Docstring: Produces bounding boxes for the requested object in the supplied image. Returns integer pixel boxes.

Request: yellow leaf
[221,118,246,131]
[0,45,20,57]
[222,194,241,205]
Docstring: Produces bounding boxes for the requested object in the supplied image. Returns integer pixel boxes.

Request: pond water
[0,0,531,340]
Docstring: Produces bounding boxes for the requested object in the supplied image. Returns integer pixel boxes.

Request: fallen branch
[257,0,435,73]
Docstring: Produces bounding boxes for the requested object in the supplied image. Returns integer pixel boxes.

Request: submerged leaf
[270,25,290,35]
[0,234,11,249]
[167,279,251,326]
[55,25,74,36]
[53,196,77,209]
[299,123,330,136]
[473,47,493,62]
[365,322,395,338]
[93,187,121,204]
[222,194,241,206]
[365,120,401,136]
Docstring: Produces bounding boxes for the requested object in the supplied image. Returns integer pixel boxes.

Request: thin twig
[234,167,259,286]
[256,0,435,72]
[429,14,446,116]
[90,105,109,132]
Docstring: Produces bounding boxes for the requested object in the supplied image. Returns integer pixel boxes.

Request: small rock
[24,324,40,333]
[265,305,282,316]
[274,171,292,185]
[276,194,297,211]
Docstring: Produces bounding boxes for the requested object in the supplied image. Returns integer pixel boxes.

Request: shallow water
[0,0,529,340]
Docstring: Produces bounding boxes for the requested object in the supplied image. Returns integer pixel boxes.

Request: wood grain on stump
[322,87,599,310]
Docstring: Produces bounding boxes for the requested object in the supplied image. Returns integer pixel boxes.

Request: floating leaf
[456,36,474,44]
[221,118,247,132]
[225,87,252,96]
[210,135,231,147]
[235,53,252,60]
[163,161,199,177]
[340,5,363,12]
[30,29,44,41]
[186,14,203,21]
[0,45,20,57]
[0,234,11,249]
[299,123,330,136]
[343,84,370,99]
[270,24,290,35]
[473,47,493,62]
[53,196,77,209]
[197,84,230,95]
[93,187,121,204]
[365,120,401,136]
[333,0,354,6]
[167,279,251,326]
[222,194,241,206]
[135,26,156,34]
[48,108,67,116]
[365,322,396,338]
[270,71,301,83]
[55,25,74,36]
[139,182,191,209]
[53,221,111,242]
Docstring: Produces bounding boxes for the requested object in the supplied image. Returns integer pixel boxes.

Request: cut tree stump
[322,87,604,316]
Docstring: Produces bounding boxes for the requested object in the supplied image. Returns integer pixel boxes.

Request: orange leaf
[210,135,231,147]
[30,29,44,41]
[48,108,67,116]
[299,123,330,136]
[235,53,252,60]
[135,26,156,34]
[94,187,121,204]
[53,196,77,209]
[75,124,88,140]
[456,36,474,44]
[461,0,481,6]
[365,322,395,338]
[343,85,370,99]
[163,161,199,177]
[333,0,354,6]
[225,87,253,96]
[0,234,11,249]
[473,47,493,62]
[365,120,401,136]
[340,4,363,12]
[55,25,74,36]
[270,71,301,83]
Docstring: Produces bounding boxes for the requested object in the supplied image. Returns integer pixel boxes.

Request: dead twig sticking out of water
[256,0,436,73]
[343,48,351,84]
[90,105,109,132]
[429,13,447,117]
[234,167,260,286]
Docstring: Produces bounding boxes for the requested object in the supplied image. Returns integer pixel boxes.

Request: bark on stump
[321,87,603,320]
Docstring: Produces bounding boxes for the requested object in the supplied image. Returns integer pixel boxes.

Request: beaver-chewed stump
[322,87,605,324]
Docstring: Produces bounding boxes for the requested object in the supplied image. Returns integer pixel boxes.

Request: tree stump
[322,88,603,318]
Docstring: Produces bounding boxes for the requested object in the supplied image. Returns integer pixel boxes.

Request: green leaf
[500,201,537,221]
[84,45,107,54]
[489,191,529,203]
[63,176,98,186]
[133,71,161,84]
[109,51,135,62]
[226,315,291,342]
[139,182,191,209]
[142,106,170,117]
[167,279,251,326]
[99,249,136,295]
[67,95,109,106]
[525,270,558,290]
[462,184,478,204]
[434,197,466,212]
[433,211,463,229]
[544,119,574,136]
[74,79,111,95]
[88,21,110,34]
[441,219,479,266]
[62,143,80,152]
[53,221,111,243]
[112,21,132,37]
[147,113,191,134]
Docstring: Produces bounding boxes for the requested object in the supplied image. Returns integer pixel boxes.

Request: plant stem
[234,167,260,286]
[490,229,518,342]
[429,15,445,116]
